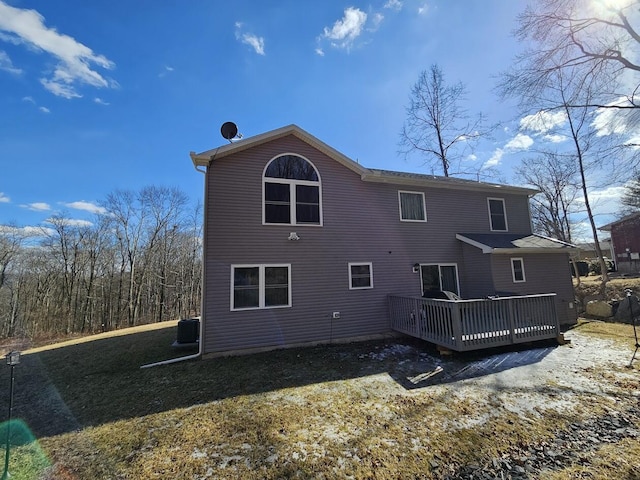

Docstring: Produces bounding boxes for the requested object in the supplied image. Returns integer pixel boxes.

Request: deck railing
[388,294,559,351]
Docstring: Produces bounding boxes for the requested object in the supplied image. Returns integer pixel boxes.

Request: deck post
[507,298,516,344]
[412,297,421,337]
[451,301,462,350]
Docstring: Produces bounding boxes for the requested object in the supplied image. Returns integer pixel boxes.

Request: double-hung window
[264,154,321,225]
[349,262,373,289]
[511,258,526,283]
[399,191,426,222]
[231,264,291,310]
[488,198,508,231]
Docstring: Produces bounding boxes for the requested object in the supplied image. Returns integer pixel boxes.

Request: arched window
[263,154,322,225]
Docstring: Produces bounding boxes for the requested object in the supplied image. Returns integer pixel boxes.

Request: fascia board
[362,171,538,196]
[456,234,493,253]
[491,248,575,255]
[189,124,368,177]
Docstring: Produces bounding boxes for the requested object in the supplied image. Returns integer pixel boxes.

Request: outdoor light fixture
[5,351,19,366]
[2,351,20,480]
[288,232,300,241]
[413,263,420,273]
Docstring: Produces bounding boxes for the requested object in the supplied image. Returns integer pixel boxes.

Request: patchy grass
[573,318,639,350]
[0,321,638,479]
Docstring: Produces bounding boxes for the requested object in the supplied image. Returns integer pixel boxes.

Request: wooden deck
[389,293,560,352]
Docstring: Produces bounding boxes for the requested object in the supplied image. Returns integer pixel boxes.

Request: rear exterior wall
[491,253,577,326]
[202,135,535,354]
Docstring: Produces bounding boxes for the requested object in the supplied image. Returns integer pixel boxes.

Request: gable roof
[190,124,368,176]
[456,233,577,254]
[599,212,640,231]
[190,124,538,196]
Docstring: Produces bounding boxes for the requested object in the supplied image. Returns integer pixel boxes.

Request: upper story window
[263,154,322,225]
[399,191,427,222]
[488,198,508,231]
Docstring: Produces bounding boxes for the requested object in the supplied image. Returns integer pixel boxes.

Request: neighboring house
[600,213,640,274]
[190,125,577,356]
[575,240,613,262]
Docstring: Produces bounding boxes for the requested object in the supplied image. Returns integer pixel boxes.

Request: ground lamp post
[2,351,20,480]
[627,290,640,367]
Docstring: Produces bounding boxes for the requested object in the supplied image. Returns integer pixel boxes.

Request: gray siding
[202,134,566,354]
[491,253,576,325]
[459,243,494,298]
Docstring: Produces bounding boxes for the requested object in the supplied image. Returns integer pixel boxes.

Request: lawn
[0,319,638,479]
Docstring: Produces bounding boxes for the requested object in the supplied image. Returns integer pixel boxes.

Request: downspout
[140,155,209,368]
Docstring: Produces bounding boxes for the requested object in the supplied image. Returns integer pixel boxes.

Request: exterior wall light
[288,232,300,241]
[413,263,420,273]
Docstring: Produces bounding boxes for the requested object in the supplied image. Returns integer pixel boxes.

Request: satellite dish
[220,122,238,141]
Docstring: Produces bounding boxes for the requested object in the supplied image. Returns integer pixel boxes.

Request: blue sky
[0,0,631,239]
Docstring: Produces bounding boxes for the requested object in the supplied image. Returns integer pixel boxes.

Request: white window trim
[398,190,427,222]
[262,153,323,226]
[511,257,526,283]
[488,197,508,232]
[349,262,373,290]
[230,264,292,311]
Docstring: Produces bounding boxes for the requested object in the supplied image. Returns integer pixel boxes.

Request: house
[190,125,577,356]
[575,240,613,262]
[600,212,640,274]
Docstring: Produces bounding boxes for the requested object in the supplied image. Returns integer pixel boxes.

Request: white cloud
[384,0,403,10]
[371,13,384,30]
[38,106,49,113]
[94,97,109,106]
[504,133,534,151]
[0,49,21,74]
[0,192,9,203]
[0,225,53,237]
[418,3,430,15]
[485,148,504,168]
[22,95,34,103]
[242,33,265,55]
[574,185,627,221]
[0,1,116,98]
[519,110,567,134]
[321,7,367,50]
[234,23,265,56]
[158,65,174,78]
[315,48,325,57]
[592,97,635,137]
[543,134,567,143]
[45,217,93,227]
[22,202,50,211]
[63,200,106,215]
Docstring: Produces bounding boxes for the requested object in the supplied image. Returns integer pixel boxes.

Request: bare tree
[400,64,492,178]
[621,172,640,210]
[507,65,615,295]
[516,151,580,243]
[103,186,189,326]
[502,0,640,112]
[0,185,202,340]
[0,226,22,290]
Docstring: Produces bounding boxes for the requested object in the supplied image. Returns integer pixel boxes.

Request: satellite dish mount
[220,122,241,143]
